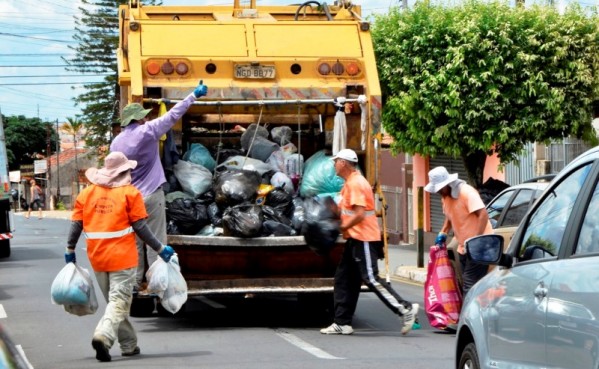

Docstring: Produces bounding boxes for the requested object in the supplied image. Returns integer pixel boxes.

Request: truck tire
[129,296,155,317]
[0,239,10,258]
[298,292,334,320]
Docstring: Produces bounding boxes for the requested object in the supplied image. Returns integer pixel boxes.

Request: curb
[394,266,427,285]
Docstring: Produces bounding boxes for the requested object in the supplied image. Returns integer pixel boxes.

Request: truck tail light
[161,61,174,75]
[346,62,360,76]
[146,62,160,75]
[175,62,189,75]
[318,62,331,75]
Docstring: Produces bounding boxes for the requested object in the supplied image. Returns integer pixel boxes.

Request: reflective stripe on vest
[341,209,376,216]
[84,226,134,240]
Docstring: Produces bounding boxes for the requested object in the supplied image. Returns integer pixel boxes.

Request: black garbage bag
[262,205,292,226]
[222,203,264,238]
[166,198,210,235]
[478,177,510,205]
[213,169,262,207]
[262,220,296,237]
[301,196,340,254]
[266,187,294,217]
[163,170,182,193]
[196,190,215,205]
[207,202,223,227]
[167,220,181,235]
[290,196,306,232]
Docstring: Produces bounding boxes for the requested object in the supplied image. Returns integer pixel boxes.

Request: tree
[64,0,122,156]
[61,117,85,194]
[65,0,159,156]
[372,1,599,187]
[3,115,57,171]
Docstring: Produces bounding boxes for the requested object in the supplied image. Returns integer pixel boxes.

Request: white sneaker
[320,323,354,335]
[399,303,419,335]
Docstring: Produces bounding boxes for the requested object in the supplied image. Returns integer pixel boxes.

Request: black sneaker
[92,338,111,362]
[122,346,140,357]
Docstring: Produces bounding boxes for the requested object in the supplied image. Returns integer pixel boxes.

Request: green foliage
[372,1,599,186]
[3,115,58,170]
[56,200,66,211]
[64,0,125,155]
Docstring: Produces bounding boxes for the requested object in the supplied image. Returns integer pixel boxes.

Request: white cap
[424,166,459,193]
[331,149,358,163]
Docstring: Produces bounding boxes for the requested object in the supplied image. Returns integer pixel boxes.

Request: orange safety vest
[72,184,148,272]
[339,171,381,242]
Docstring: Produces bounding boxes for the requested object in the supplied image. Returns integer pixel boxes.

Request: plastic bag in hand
[146,255,188,314]
[51,263,98,316]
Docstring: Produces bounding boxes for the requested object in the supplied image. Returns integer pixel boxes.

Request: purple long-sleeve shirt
[110,93,196,197]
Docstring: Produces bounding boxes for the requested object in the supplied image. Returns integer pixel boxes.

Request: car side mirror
[465,234,504,264]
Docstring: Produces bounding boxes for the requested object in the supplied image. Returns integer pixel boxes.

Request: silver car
[455,146,599,369]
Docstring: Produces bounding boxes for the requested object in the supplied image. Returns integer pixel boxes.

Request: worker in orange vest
[64,151,175,362]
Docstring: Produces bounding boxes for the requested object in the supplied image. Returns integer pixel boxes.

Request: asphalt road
[1,213,455,369]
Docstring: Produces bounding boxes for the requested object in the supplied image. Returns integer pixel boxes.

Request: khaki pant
[136,188,167,287]
[94,267,137,353]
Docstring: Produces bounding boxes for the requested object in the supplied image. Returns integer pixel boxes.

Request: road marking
[0,304,6,319]
[275,330,344,360]
[16,345,35,369]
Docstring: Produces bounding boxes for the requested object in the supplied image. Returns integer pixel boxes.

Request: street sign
[20,164,33,178]
[34,160,47,174]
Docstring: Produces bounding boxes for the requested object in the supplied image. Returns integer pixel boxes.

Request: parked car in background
[447,175,553,284]
[455,146,599,369]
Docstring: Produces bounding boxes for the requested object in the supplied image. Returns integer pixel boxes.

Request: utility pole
[55,119,60,201]
[46,123,52,208]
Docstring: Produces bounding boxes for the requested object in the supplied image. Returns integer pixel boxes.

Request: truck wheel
[129,296,155,317]
[0,239,10,258]
[298,293,334,319]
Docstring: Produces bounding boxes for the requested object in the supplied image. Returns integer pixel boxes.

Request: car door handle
[534,282,548,299]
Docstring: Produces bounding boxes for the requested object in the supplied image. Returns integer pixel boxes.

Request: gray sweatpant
[136,188,167,287]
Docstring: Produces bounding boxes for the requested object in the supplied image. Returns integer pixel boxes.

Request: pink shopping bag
[424,245,462,330]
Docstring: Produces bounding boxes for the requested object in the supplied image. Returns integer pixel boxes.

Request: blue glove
[159,245,175,263]
[65,248,76,264]
[193,80,208,98]
[435,232,447,246]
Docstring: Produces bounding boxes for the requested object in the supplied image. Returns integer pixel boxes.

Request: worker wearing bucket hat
[320,149,419,336]
[110,80,208,292]
[65,151,176,362]
[424,166,494,296]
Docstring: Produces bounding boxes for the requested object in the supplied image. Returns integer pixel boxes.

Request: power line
[0,74,112,78]
[0,82,105,86]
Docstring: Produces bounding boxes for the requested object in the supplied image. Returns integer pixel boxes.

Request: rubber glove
[435,232,447,246]
[159,245,175,263]
[193,80,208,98]
[65,247,76,264]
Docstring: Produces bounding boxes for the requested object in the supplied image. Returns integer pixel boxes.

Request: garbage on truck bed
[163,125,345,245]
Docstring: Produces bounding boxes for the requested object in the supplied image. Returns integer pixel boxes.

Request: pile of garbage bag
[164,129,346,248]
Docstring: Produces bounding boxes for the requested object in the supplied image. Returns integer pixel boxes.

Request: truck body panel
[117,1,384,297]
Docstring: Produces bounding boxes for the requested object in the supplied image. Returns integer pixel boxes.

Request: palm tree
[61,117,85,196]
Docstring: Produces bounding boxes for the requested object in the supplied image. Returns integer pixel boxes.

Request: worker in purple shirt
[110,79,208,291]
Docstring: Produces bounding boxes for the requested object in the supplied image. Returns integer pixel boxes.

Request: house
[46,148,97,209]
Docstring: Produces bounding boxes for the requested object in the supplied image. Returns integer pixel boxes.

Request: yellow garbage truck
[117,0,385,315]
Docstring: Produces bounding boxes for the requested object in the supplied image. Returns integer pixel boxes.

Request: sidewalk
[15,210,428,285]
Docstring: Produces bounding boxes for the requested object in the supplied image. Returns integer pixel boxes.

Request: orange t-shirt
[72,184,148,272]
[442,184,493,254]
[339,171,380,242]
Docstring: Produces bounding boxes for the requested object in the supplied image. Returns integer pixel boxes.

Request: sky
[0,0,392,125]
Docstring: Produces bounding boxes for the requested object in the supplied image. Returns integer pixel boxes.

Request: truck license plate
[235,64,275,79]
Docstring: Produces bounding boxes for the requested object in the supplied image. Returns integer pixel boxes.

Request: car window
[519,164,591,259]
[501,189,534,227]
[575,177,599,255]
[486,190,514,226]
